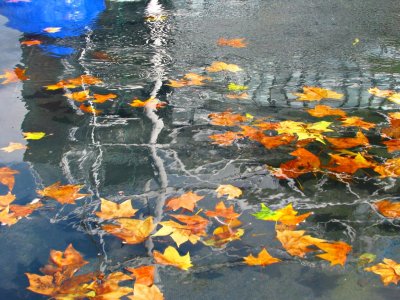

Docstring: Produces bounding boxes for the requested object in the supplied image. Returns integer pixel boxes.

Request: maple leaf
[368,87,394,98]
[209,131,243,146]
[96,198,138,220]
[21,40,41,46]
[153,246,192,270]
[129,283,164,300]
[253,203,312,226]
[388,93,400,104]
[373,200,400,219]
[0,166,19,191]
[167,73,211,88]
[206,61,242,72]
[0,142,27,153]
[314,241,352,266]
[209,111,249,126]
[340,116,376,130]
[259,134,296,149]
[130,97,166,109]
[37,182,89,204]
[226,93,249,99]
[203,219,244,248]
[64,90,90,102]
[273,148,320,179]
[307,105,347,118]
[325,152,374,175]
[153,220,205,247]
[0,67,28,84]
[276,229,326,257]
[45,75,102,90]
[216,184,242,200]
[102,217,154,244]
[9,201,43,218]
[382,139,400,153]
[0,206,18,226]
[93,93,117,103]
[79,104,103,114]
[276,120,333,144]
[244,248,281,266]
[325,131,369,149]
[227,82,248,91]
[23,132,46,140]
[374,157,400,178]
[165,191,204,212]
[170,214,210,234]
[90,271,134,299]
[205,201,240,220]
[365,258,400,286]
[0,192,16,208]
[126,266,154,286]
[217,38,247,48]
[294,86,343,101]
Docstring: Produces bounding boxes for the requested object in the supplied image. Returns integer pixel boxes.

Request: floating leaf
[217,38,247,48]
[358,253,377,266]
[294,86,343,101]
[165,191,204,212]
[205,201,240,220]
[96,198,138,220]
[244,248,281,266]
[64,90,90,102]
[365,258,400,286]
[325,152,374,175]
[382,139,400,153]
[325,131,369,149]
[307,105,347,118]
[103,217,154,244]
[43,27,61,33]
[276,229,326,258]
[37,182,89,204]
[79,104,103,114]
[203,219,244,248]
[314,241,352,266]
[374,157,400,178]
[340,116,376,130]
[23,132,46,140]
[227,83,248,91]
[0,67,28,84]
[153,246,192,270]
[0,142,27,153]
[209,131,243,146]
[0,192,16,208]
[130,283,164,300]
[153,220,205,247]
[273,148,320,179]
[93,93,117,103]
[216,184,242,200]
[276,120,333,144]
[0,206,18,226]
[206,61,242,73]
[167,73,211,88]
[368,87,394,98]
[45,75,102,90]
[130,97,166,109]
[253,203,312,226]
[0,167,19,191]
[126,266,155,286]
[373,200,400,219]
[209,111,248,126]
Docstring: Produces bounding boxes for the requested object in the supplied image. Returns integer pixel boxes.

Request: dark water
[0,0,400,299]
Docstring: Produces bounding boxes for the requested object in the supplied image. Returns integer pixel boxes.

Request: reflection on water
[0,0,400,299]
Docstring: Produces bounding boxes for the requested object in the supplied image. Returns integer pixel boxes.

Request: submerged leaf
[307,105,347,118]
[206,61,242,73]
[374,200,400,219]
[0,142,27,153]
[23,132,46,140]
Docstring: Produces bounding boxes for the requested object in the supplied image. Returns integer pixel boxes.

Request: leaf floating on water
[129,283,164,300]
[45,75,102,90]
[244,248,281,266]
[358,253,377,266]
[276,120,333,144]
[102,217,155,244]
[352,38,360,46]
[325,131,369,149]
[0,142,27,153]
[314,241,352,266]
[206,61,242,73]
[365,258,400,286]
[0,167,19,191]
[373,200,400,219]
[0,67,29,84]
[0,192,16,208]
[126,266,155,286]
[79,103,103,114]
[205,201,240,220]
[23,132,46,140]
[227,82,248,91]
[276,229,326,258]
[64,90,90,102]
[165,191,204,212]
[217,38,247,48]
[152,220,205,247]
[382,139,400,153]
[368,87,394,98]
[145,15,168,22]
[294,86,343,101]
[153,246,193,270]
[37,181,89,204]
[325,152,374,175]
[253,203,312,226]
[307,105,347,118]
[130,97,166,109]
[216,184,242,200]
[209,111,249,126]
[340,116,376,130]
[167,73,211,88]
[374,157,400,178]
[203,219,244,248]
[209,131,243,146]
[93,93,117,103]
[96,198,138,220]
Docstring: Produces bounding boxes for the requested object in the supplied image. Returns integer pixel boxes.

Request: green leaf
[252,203,279,220]
[228,83,248,91]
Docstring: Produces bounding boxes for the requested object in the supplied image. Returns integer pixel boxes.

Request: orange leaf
[0,192,16,208]
[244,248,281,266]
[209,111,248,126]
[365,258,400,286]
[383,139,400,153]
[216,184,242,200]
[217,38,247,48]
[276,229,326,258]
[374,157,400,178]
[95,198,138,220]
[307,105,347,118]
[79,103,103,114]
[21,40,42,46]
[130,97,166,109]
[260,134,296,149]
[165,191,204,212]
[374,200,400,219]
[37,181,89,204]
[0,67,28,84]
[368,87,394,98]
[209,131,243,146]
[167,73,211,88]
[206,61,242,73]
[102,217,154,244]
[314,241,352,266]
[325,152,374,175]
[294,86,343,101]
[0,166,19,191]
[203,219,244,248]
[64,90,90,102]
[340,116,376,130]
[170,214,210,234]
[325,131,369,149]
[205,201,240,220]
[1,142,27,153]
[0,206,18,226]
[130,283,164,300]
[10,201,43,218]
[93,93,117,103]
[274,148,320,178]
[126,266,155,286]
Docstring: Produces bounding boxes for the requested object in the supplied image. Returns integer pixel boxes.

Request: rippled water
[0,0,400,299]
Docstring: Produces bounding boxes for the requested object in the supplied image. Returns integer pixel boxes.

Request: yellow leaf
[365,258,400,286]
[294,86,343,101]
[64,90,90,102]
[152,220,203,247]
[216,184,242,200]
[23,132,46,140]
[244,248,281,266]
[95,198,138,220]
[153,246,192,270]
[206,61,242,73]
[102,217,154,244]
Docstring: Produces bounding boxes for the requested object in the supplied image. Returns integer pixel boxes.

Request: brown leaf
[205,201,240,220]
[276,229,326,258]
[382,139,400,153]
[325,152,374,175]
[325,131,369,149]
[79,103,103,114]
[165,191,204,212]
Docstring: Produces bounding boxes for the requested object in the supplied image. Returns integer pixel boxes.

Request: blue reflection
[0,0,105,38]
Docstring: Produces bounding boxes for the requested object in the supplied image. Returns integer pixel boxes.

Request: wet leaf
[102,217,154,244]
[368,87,394,98]
[314,241,352,266]
[93,93,117,103]
[217,38,247,48]
[294,87,343,101]
[373,200,400,219]
[153,220,205,247]
[205,201,240,220]
[276,120,333,144]
[167,73,211,88]
[37,182,89,204]
[382,139,400,153]
[358,253,377,266]
[0,192,16,208]
[325,152,374,175]
[0,166,19,191]
[259,134,296,149]
[90,271,134,300]
[216,184,242,200]
[273,148,320,178]
[209,111,248,126]
[21,40,41,46]
[126,266,154,286]
[374,157,400,178]
[225,93,249,99]
[64,90,90,102]
[0,142,27,153]
[203,219,244,248]
[209,131,243,146]
[129,283,164,300]
[0,67,28,84]
[388,93,400,104]
[206,61,242,73]
[153,246,192,270]
[23,132,46,140]
[307,105,347,118]
[45,75,102,90]
[276,229,326,258]
[325,131,369,149]
[95,198,138,220]
[244,248,281,266]
[340,116,376,130]
[253,203,312,226]
[0,206,18,226]
[79,103,103,114]
[130,97,166,109]
[165,191,204,212]
[365,258,400,286]
[227,82,248,91]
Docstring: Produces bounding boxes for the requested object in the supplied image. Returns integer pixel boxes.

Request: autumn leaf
[79,104,103,114]
[9,201,43,218]
[165,191,204,212]
[209,111,249,126]
[314,241,352,266]
[374,157,400,178]
[307,105,347,118]
[227,82,248,91]
[90,272,134,299]
[206,61,242,73]
[93,93,117,103]
[37,182,89,204]
[130,283,164,300]
[365,258,400,286]
[388,93,400,105]
[259,134,296,149]
[1,142,27,153]
[209,131,243,146]
[273,148,320,179]
[325,131,369,149]
[244,248,281,266]
[0,206,18,226]
[382,139,400,153]
[276,229,325,258]
[358,253,377,266]
[217,38,247,48]
[325,152,374,175]
[0,192,16,208]
[205,201,240,220]
[373,200,400,219]
[340,116,376,130]
[0,166,19,191]
[23,132,46,140]
[153,246,192,270]
[130,97,166,109]
[216,184,242,200]
[276,120,333,144]
[102,217,154,244]
[368,87,394,98]
[95,198,138,220]
[126,266,154,286]
[167,73,211,88]
[152,220,205,247]
[294,86,343,101]
[21,40,42,46]
[226,93,249,99]
[0,67,29,84]
[203,219,244,248]
[170,214,210,233]
[64,90,90,102]
[45,75,102,90]
[253,203,312,226]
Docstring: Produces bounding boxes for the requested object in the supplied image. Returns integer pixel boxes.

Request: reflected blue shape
[39,44,75,57]
[0,0,105,38]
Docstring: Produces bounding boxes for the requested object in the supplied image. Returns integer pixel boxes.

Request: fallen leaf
[0,192,16,208]
[358,253,377,266]
[153,246,192,270]
[79,104,103,114]
[93,93,117,103]
[216,184,242,200]
[165,191,204,212]
[374,200,400,219]
[90,271,133,299]
[37,182,89,204]
[325,131,369,149]
[130,283,164,300]
[382,139,400,153]
[217,38,247,48]
[340,116,376,130]
[294,86,343,101]
[244,248,281,266]
[259,134,296,149]
[273,148,321,178]
[307,105,347,118]
[365,258,400,286]
[276,229,325,257]
[276,120,333,144]
[368,87,394,98]
[102,217,154,244]
[0,167,19,191]
[227,82,248,91]
[126,266,154,286]
[388,93,400,104]
[325,152,374,175]
[64,90,90,102]
[374,158,400,178]
[209,131,243,146]
[203,219,244,248]
[314,241,352,266]
[21,40,41,46]
[23,132,46,140]
[205,201,240,220]
[130,97,166,109]
[153,220,205,247]
[209,111,248,126]
[96,198,138,220]
[9,201,43,218]
[0,206,18,226]
[206,61,242,73]
[253,203,312,226]
[167,73,211,88]
[352,38,360,46]
[0,142,27,153]
[45,75,102,90]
